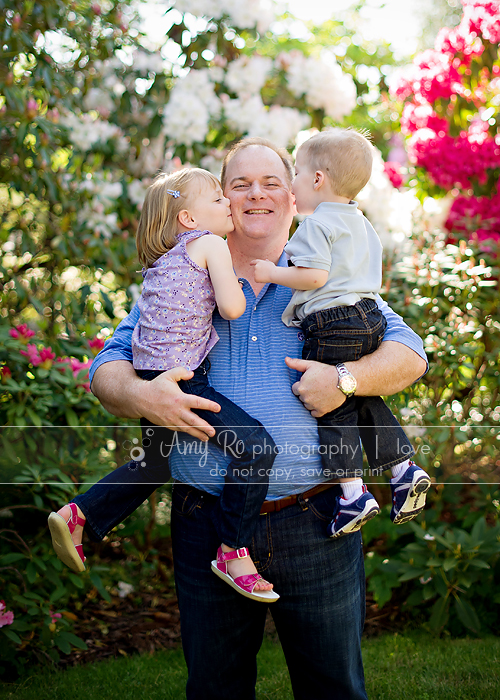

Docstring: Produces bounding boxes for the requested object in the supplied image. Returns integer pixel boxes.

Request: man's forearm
[347,340,427,397]
[91,361,145,418]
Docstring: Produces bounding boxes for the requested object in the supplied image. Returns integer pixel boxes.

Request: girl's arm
[202,236,246,320]
[250,258,328,290]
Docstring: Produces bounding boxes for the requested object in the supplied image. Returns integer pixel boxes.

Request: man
[82,138,427,699]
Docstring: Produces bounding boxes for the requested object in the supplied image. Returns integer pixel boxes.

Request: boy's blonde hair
[298,128,373,200]
[136,168,220,268]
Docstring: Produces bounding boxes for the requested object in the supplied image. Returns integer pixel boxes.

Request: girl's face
[185,182,234,237]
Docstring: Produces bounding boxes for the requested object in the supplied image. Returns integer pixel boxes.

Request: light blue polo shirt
[90,252,427,498]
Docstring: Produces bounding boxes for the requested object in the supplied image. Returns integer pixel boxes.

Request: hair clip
[166,189,180,198]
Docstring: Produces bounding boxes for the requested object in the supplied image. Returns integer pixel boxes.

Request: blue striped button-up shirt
[90,253,426,498]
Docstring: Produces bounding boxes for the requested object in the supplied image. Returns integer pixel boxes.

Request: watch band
[336,363,357,397]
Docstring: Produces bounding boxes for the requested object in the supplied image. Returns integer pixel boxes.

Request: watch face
[339,375,357,395]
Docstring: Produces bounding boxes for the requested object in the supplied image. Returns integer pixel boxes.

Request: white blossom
[225,55,273,97]
[224,96,309,148]
[282,50,357,121]
[357,148,418,251]
[128,179,149,208]
[171,0,272,32]
[132,49,167,75]
[83,87,115,117]
[163,69,221,146]
[61,112,126,152]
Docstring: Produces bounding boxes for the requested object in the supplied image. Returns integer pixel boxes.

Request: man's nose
[247,181,266,199]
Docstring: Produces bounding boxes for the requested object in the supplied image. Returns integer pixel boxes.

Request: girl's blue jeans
[74,361,275,549]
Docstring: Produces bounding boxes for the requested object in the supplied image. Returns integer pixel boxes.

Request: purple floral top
[132,230,219,371]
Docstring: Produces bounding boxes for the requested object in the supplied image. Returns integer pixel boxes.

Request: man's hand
[285,357,344,417]
[250,258,276,284]
[91,361,220,441]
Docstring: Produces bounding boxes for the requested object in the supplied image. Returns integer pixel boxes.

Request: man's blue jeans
[74,362,276,549]
[172,481,368,700]
[302,298,415,479]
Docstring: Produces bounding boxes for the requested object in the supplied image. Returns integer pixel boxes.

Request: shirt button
[251,336,257,341]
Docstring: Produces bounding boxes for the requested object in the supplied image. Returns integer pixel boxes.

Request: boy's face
[291,150,318,216]
[187,182,234,237]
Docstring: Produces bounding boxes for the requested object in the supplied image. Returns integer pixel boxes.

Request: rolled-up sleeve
[89,304,140,388]
[377,294,428,376]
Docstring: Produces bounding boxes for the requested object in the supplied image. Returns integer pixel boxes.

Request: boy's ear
[178,209,196,229]
[313,170,326,190]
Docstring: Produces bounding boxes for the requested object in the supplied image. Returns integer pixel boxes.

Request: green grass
[2,633,499,699]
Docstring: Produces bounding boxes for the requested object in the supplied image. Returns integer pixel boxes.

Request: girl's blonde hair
[136,168,221,268]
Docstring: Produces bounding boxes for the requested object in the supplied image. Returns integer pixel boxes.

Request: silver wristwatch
[336,363,357,398]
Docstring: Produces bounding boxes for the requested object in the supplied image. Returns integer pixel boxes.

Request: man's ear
[313,170,326,191]
[178,209,196,229]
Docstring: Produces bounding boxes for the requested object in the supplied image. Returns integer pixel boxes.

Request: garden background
[1,0,499,687]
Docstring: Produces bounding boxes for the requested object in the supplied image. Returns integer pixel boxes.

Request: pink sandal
[211,547,279,603]
[48,503,86,573]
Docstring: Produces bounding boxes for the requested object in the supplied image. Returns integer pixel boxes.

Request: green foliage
[385,230,500,475]
[364,480,500,636]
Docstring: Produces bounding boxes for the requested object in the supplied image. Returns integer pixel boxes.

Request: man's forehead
[225,146,288,183]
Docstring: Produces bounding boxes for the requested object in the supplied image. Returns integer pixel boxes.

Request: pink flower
[383,162,405,189]
[39,347,56,370]
[400,102,449,136]
[9,324,36,343]
[49,611,62,624]
[56,357,92,391]
[88,337,105,355]
[20,344,56,369]
[0,601,14,627]
[20,344,41,366]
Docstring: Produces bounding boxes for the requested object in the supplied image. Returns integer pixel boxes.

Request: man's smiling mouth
[245,209,272,214]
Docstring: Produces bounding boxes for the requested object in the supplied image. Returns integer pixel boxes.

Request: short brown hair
[298,128,373,200]
[136,168,220,268]
[221,137,294,190]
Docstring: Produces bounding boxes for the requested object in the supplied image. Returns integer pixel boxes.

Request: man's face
[223,146,295,245]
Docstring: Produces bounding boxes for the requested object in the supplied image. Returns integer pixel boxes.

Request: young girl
[49,168,279,603]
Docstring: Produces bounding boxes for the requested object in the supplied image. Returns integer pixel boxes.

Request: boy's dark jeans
[74,361,275,549]
[301,298,414,479]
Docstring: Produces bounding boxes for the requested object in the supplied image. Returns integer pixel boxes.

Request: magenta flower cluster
[446,190,500,246]
[0,600,14,627]
[4,326,98,392]
[383,161,405,189]
[390,0,500,246]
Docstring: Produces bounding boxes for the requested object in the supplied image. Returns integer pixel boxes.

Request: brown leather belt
[259,481,337,515]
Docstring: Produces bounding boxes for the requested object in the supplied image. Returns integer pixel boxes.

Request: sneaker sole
[48,512,86,573]
[392,475,431,525]
[328,503,381,539]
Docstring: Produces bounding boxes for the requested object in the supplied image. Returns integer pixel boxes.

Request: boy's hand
[250,259,276,284]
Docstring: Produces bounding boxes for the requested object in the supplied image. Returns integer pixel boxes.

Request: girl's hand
[250,259,276,284]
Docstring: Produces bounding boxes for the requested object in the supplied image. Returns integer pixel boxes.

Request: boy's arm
[250,259,328,290]
[203,236,246,320]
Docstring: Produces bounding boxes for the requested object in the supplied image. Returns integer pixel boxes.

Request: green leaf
[429,596,449,632]
[68,573,84,589]
[454,597,481,635]
[0,552,26,564]
[90,573,111,602]
[469,559,490,570]
[2,629,22,645]
[65,408,79,427]
[54,635,72,654]
[58,631,88,650]
[26,561,37,583]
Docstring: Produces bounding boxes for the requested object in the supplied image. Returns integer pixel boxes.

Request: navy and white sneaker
[327,486,380,539]
[390,461,431,524]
